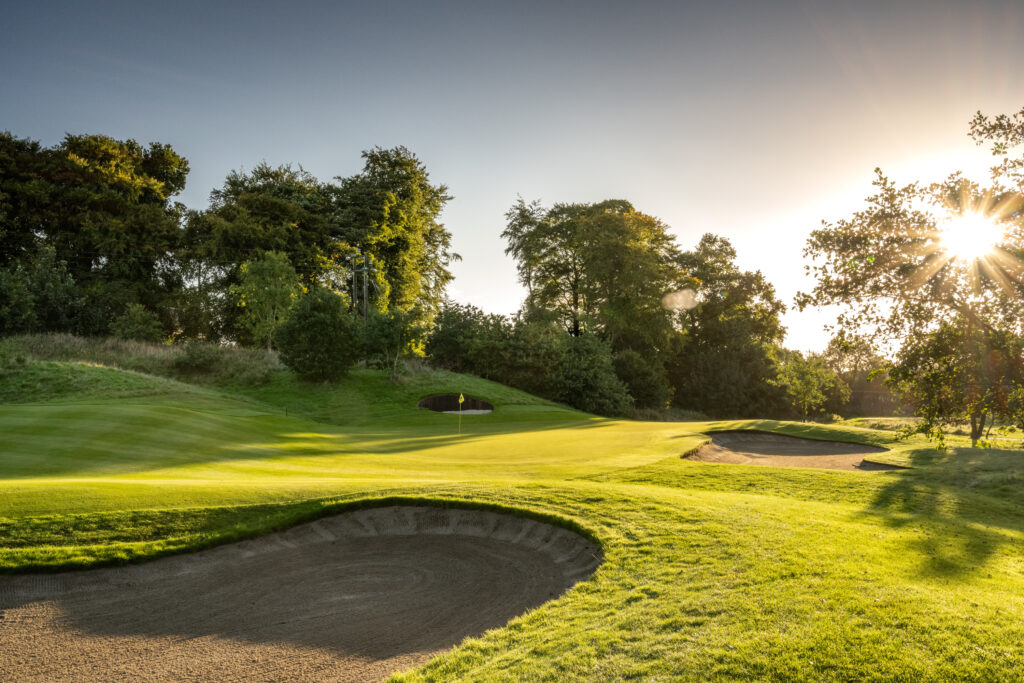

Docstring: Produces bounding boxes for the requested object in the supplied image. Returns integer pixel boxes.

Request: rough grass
[2,338,1024,680]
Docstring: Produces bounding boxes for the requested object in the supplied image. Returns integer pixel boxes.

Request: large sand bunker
[686,431,902,471]
[0,505,601,682]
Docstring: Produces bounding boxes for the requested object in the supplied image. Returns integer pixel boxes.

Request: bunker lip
[418,393,494,413]
[0,505,601,683]
[685,430,904,471]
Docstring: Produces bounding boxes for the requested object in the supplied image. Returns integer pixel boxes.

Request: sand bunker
[686,431,902,471]
[0,505,601,682]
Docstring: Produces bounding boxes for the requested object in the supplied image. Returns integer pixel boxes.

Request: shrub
[109,304,165,343]
[613,349,672,409]
[173,341,222,374]
[362,309,427,380]
[0,268,37,334]
[274,289,360,381]
[555,334,633,416]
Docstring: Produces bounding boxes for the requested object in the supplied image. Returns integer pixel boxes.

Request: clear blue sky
[3,0,1022,350]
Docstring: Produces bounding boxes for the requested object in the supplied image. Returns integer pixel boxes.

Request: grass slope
[2,337,1023,680]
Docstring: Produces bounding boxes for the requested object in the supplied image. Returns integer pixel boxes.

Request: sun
[939,212,1003,262]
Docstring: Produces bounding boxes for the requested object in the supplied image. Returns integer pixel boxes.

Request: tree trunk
[970,411,987,447]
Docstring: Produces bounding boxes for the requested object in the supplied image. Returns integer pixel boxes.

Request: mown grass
[2,335,1023,680]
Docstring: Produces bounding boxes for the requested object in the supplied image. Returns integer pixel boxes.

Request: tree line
[0,129,898,420]
[430,199,883,419]
[0,133,454,344]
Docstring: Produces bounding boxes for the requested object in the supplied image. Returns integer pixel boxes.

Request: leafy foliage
[668,234,787,417]
[0,265,36,334]
[503,198,680,348]
[800,106,1024,442]
[888,318,1024,445]
[274,288,360,382]
[0,132,189,334]
[612,349,672,410]
[822,332,903,416]
[555,334,633,415]
[362,308,427,380]
[230,252,301,349]
[109,304,165,343]
[774,351,849,420]
[334,146,457,319]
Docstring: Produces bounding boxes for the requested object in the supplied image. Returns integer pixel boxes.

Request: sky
[2,0,1022,350]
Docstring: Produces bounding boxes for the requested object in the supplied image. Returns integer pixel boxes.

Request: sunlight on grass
[2,358,1024,679]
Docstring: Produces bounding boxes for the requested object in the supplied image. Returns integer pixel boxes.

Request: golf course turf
[1,336,1023,680]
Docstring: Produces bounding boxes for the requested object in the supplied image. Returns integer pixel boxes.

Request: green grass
[2,336,1024,680]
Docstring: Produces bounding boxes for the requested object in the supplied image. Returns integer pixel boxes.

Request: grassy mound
[2,335,1023,680]
[0,359,223,404]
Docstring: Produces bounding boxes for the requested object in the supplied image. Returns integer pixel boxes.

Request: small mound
[0,360,195,404]
[418,393,494,414]
[685,431,902,471]
[0,505,600,682]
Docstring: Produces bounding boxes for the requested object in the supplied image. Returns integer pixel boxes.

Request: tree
[799,106,1024,443]
[231,252,301,349]
[425,301,512,377]
[887,318,1024,446]
[554,334,633,415]
[0,266,36,334]
[362,308,427,380]
[186,148,457,339]
[613,349,672,409]
[274,289,360,382]
[110,303,165,343]
[667,234,788,417]
[822,333,902,416]
[0,132,189,334]
[503,199,681,350]
[774,351,849,420]
[333,146,457,319]
[184,163,341,284]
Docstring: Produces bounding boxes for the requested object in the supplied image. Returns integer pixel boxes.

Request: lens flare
[939,212,1003,262]
[661,289,698,311]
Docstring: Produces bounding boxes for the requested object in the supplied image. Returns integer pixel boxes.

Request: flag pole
[458,392,464,434]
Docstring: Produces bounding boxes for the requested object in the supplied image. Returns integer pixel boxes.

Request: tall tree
[502,198,681,349]
[332,146,457,319]
[0,132,189,333]
[887,317,1024,445]
[183,164,341,282]
[667,234,787,417]
[799,106,1024,442]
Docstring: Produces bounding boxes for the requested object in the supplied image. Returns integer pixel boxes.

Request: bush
[556,334,633,415]
[613,349,672,409]
[173,341,222,374]
[109,304,165,343]
[0,268,37,334]
[274,289,360,382]
[362,308,427,380]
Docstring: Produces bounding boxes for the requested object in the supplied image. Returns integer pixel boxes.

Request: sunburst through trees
[799,106,1024,445]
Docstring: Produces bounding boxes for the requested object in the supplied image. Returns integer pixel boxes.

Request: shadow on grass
[0,404,617,479]
[860,445,1024,578]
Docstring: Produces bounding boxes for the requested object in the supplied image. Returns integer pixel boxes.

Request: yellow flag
[458,393,465,404]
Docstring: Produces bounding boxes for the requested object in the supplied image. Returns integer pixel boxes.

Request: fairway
[2,357,1024,681]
